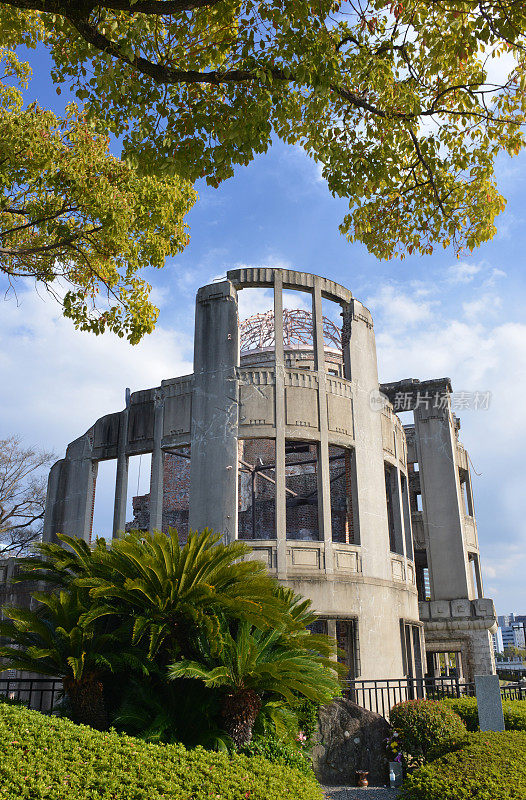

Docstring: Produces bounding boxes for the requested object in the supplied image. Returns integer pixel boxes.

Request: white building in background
[492,627,504,654]
[501,623,526,651]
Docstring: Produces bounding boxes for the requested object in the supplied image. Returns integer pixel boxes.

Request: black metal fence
[501,683,526,701]
[0,675,524,720]
[343,676,477,718]
[0,678,63,713]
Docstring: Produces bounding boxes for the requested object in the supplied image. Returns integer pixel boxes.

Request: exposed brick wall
[125,494,150,533]
[127,440,358,544]
[162,449,190,542]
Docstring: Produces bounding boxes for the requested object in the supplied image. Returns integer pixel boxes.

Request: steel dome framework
[239,308,342,352]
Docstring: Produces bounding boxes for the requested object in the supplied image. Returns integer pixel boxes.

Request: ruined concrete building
[43,268,497,682]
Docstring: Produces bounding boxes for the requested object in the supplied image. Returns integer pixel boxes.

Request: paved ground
[322,787,400,800]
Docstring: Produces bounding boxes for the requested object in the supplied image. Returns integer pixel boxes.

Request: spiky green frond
[64,527,284,660]
[168,619,342,708]
[0,587,144,683]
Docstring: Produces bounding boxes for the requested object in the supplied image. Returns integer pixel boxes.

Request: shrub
[295,698,322,744]
[0,701,322,800]
[399,731,526,800]
[389,699,468,763]
[241,735,313,776]
[440,697,526,732]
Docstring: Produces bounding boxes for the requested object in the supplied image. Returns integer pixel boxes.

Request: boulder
[312,699,391,786]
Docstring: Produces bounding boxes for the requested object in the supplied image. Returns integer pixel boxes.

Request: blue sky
[1,46,525,616]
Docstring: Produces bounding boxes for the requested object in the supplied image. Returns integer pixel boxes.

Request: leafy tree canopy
[1,1,526,264]
[0,40,196,343]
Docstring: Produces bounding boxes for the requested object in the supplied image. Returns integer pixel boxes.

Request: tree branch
[0,0,223,15]
[407,127,446,215]
[0,225,103,256]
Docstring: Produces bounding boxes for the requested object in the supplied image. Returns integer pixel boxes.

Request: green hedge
[440,697,526,732]
[399,731,526,800]
[389,699,468,763]
[241,736,313,776]
[0,701,322,800]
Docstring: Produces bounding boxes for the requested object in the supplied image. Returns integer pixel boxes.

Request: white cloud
[462,293,502,321]
[483,267,507,287]
[0,282,193,453]
[0,282,195,539]
[366,284,435,328]
[447,261,482,283]
[447,260,507,289]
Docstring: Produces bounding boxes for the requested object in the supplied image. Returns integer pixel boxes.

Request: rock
[312,699,391,786]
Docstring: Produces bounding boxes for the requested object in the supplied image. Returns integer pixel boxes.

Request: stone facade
[42,268,497,683]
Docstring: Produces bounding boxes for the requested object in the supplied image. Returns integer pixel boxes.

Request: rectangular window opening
[91,459,117,541]
[415,492,423,512]
[459,468,474,517]
[400,621,424,694]
[162,446,191,543]
[400,473,413,559]
[415,549,431,602]
[307,618,328,636]
[412,626,424,682]
[336,619,360,679]
[321,295,344,376]
[126,452,152,533]
[468,552,483,599]
[282,289,314,359]
[238,287,274,356]
[385,463,404,554]
[285,440,320,540]
[238,438,276,540]
[330,445,360,544]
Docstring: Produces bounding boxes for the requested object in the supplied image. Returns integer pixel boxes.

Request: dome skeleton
[239,308,342,352]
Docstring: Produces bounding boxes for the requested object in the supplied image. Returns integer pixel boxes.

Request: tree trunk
[63,677,108,731]
[221,688,262,748]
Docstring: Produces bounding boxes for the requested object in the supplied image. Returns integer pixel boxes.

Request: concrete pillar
[112,408,129,538]
[149,389,165,533]
[43,434,96,544]
[414,405,470,600]
[274,272,287,577]
[42,458,64,542]
[312,279,333,574]
[42,459,66,543]
[189,280,239,542]
[341,300,391,580]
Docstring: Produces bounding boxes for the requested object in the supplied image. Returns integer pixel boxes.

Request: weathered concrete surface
[188,279,240,541]
[313,699,391,787]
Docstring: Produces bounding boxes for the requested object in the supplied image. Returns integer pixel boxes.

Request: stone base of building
[420,598,497,680]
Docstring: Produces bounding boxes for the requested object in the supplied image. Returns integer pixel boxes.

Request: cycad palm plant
[75,528,285,662]
[0,589,145,729]
[168,618,343,748]
[15,528,286,663]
